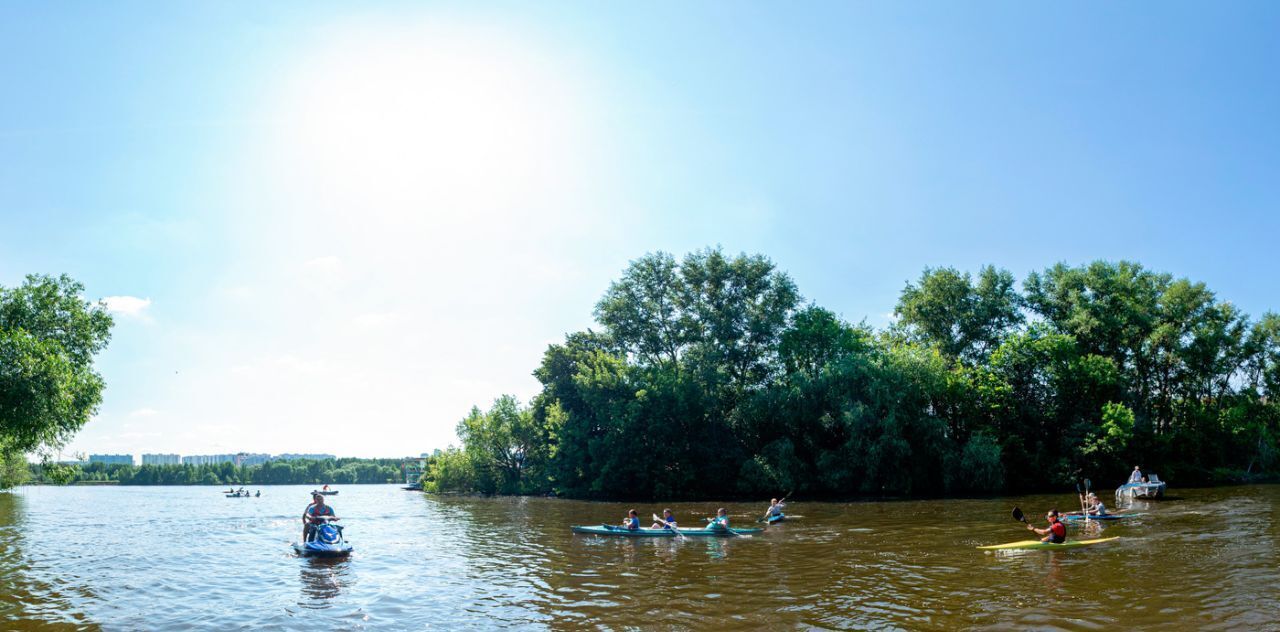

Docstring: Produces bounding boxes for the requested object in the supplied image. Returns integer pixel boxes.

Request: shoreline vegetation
[23,458,404,486]
[421,248,1280,501]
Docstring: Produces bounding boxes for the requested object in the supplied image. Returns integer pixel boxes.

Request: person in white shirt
[1128,466,1143,484]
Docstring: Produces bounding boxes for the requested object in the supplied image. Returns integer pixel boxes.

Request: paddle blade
[1084,478,1092,491]
[1011,507,1025,523]
[1076,482,1082,493]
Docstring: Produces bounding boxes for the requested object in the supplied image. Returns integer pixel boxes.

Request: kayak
[571,524,762,537]
[978,536,1120,551]
[766,513,785,524]
[1061,513,1138,522]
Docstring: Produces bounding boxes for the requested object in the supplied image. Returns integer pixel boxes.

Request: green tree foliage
[1,275,113,488]
[26,458,403,486]
[435,252,1280,499]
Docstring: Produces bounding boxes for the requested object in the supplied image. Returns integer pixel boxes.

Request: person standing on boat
[651,508,677,530]
[762,498,785,521]
[1026,509,1066,544]
[621,509,640,531]
[302,492,337,542]
[1128,466,1143,484]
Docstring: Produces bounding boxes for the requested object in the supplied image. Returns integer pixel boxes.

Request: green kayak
[572,524,762,537]
[978,536,1120,551]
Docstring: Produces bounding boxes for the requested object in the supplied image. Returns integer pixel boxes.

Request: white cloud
[304,255,343,271]
[129,408,161,418]
[102,296,153,321]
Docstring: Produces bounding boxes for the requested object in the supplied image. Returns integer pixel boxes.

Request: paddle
[1076,482,1089,522]
[653,513,686,540]
[1012,507,1028,524]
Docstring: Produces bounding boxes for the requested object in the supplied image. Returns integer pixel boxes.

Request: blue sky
[2,2,1278,458]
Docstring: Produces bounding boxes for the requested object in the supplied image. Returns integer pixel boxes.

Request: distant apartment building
[89,454,134,465]
[181,454,237,466]
[274,453,336,461]
[235,453,271,467]
[142,453,181,465]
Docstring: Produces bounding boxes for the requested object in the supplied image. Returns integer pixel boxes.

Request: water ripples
[1,485,1278,629]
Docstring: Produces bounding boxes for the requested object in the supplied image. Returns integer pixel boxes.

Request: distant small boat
[1116,474,1166,501]
[313,490,338,496]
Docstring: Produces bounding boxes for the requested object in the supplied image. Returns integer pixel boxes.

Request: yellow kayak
[977,536,1120,551]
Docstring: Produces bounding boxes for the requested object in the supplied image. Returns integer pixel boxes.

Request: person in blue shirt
[651,508,677,529]
[302,492,337,542]
[621,509,640,530]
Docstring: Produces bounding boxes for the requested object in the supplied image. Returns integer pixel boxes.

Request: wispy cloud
[102,296,153,322]
[129,407,161,418]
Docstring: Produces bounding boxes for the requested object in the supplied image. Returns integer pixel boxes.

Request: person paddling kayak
[1026,509,1066,544]
[1082,492,1108,516]
[621,509,640,531]
[651,508,677,530]
[709,508,730,530]
[762,498,785,521]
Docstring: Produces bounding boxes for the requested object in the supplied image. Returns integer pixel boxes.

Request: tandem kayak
[571,524,762,537]
[1061,513,1139,522]
[978,536,1120,551]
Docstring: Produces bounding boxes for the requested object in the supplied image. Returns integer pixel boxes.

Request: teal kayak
[977,536,1120,551]
[571,524,762,537]
[766,513,785,524]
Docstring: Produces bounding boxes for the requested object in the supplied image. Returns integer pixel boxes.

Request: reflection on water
[298,558,351,606]
[0,484,1278,628]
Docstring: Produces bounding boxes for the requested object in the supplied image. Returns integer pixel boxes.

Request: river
[0,483,1276,630]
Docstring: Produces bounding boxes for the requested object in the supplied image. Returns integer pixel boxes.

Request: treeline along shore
[26,458,404,486]
[422,248,1280,500]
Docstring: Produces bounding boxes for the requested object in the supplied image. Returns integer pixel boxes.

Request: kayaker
[1026,509,1066,544]
[621,509,640,531]
[709,508,730,530]
[1085,493,1108,516]
[302,492,337,542]
[1128,466,1142,484]
[651,508,677,530]
[762,498,785,521]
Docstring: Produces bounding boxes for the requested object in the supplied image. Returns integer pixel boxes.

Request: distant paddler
[1026,509,1067,544]
[708,508,731,529]
[762,497,786,522]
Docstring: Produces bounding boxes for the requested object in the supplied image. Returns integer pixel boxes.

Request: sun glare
[259,20,591,236]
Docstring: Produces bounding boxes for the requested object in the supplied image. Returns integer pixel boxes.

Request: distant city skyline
[5,2,1278,457]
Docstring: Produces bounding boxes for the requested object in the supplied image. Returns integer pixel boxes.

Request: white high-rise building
[142,453,181,465]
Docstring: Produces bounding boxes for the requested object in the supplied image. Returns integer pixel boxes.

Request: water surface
[1,484,1277,629]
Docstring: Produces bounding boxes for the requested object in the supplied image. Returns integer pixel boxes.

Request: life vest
[1049,520,1066,543]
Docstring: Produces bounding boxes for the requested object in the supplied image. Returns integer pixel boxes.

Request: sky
[2,2,1278,459]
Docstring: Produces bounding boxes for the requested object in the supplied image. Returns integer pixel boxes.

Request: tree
[895,266,1021,364]
[0,275,113,488]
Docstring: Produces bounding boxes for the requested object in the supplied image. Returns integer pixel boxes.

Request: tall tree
[0,275,113,487]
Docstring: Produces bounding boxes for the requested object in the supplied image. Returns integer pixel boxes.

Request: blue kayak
[766,513,785,524]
